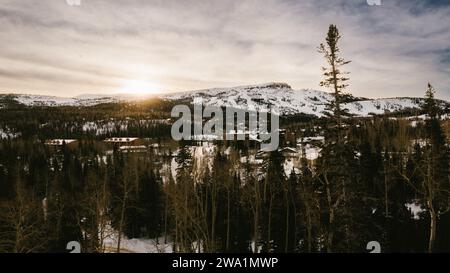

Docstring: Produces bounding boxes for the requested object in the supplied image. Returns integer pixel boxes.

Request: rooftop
[45,139,77,146]
[104,137,139,143]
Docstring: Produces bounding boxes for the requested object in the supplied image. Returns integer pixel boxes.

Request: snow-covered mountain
[163,83,443,117]
[0,93,145,107]
[1,83,447,117]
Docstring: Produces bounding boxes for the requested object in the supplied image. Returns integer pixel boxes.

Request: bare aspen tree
[0,178,46,253]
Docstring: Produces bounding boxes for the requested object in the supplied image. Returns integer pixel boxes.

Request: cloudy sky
[0,0,449,99]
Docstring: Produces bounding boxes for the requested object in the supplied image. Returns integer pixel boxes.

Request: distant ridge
[1,83,448,117]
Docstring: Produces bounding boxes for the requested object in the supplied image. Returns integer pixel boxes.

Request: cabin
[279,147,298,158]
[44,139,79,150]
[119,145,148,154]
[103,137,141,147]
[297,136,325,146]
[224,130,263,150]
[280,147,301,169]
[254,147,301,169]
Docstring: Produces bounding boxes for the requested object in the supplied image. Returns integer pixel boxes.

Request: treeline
[0,99,174,140]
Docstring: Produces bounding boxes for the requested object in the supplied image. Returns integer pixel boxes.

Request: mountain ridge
[161,82,447,117]
[1,82,448,117]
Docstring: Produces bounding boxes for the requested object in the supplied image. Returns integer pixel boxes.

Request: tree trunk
[226,189,231,252]
[164,195,168,244]
[327,211,334,253]
[267,195,273,251]
[325,176,334,253]
[117,193,127,253]
[211,184,217,252]
[428,203,437,253]
[306,208,313,252]
[284,195,289,253]
[253,180,260,253]
[384,168,389,217]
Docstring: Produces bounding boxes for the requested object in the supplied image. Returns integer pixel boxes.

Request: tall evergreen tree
[318,24,351,141]
[421,84,449,252]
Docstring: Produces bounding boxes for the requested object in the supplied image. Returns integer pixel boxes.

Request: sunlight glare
[120,79,161,96]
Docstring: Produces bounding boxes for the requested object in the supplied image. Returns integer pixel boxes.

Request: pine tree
[171,141,195,252]
[297,152,319,252]
[317,24,363,252]
[423,83,440,120]
[260,149,286,252]
[318,24,351,141]
[421,84,449,252]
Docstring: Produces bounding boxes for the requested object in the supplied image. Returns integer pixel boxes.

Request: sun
[120,79,161,96]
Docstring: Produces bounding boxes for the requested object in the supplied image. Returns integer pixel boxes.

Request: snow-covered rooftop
[104,137,139,143]
[45,139,77,145]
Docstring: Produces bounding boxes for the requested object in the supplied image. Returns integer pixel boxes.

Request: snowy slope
[0,93,143,107]
[163,82,439,117]
[164,83,330,116]
[343,98,423,116]
[2,83,447,116]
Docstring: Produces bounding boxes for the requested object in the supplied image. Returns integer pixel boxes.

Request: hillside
[162,83,444,117]
[1,83,448,117]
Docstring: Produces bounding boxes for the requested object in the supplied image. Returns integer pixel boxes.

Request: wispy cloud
[0,0,449,99]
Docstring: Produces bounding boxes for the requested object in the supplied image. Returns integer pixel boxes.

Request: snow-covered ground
[103,234,173,253]
[343,98,423,117]
[161,143,217,184]
[406,201,425,220]
[0,127,20,139]
[284,159,299,176]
